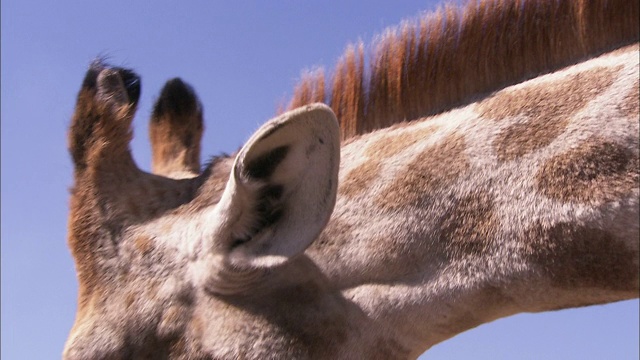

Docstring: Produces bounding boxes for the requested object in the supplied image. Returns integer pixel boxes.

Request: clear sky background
[1,1,638,359]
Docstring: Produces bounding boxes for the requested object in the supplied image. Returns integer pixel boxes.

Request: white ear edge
[201,103,340,285]
[231,104,340,267]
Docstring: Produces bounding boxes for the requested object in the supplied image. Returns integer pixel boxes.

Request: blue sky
[1,1,637,359]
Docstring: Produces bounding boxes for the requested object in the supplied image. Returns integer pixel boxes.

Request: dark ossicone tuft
[81,60,141,106]
[116,68,141,107]
[153,78,200,120]
[81,60,104,90]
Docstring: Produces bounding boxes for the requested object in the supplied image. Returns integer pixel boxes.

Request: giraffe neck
[308,43,640,354]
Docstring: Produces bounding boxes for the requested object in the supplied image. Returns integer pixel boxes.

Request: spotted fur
[65,1,639,358]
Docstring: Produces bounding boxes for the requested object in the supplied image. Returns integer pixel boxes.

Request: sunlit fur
[65,0,639,358]
[284,0,638,140]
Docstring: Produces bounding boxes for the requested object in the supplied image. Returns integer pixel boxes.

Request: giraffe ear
[215,104,340,270]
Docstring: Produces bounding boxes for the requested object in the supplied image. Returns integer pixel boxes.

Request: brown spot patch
[620,76,639,118]
[436,285,513,338]
[377,133,469,210]
[480,67,620,161]
[312,219,352,250]
[439,191,497,258]
[522,222,638,291]
[231,278,350,359]
[168,337,187,356]
[190,315,204,336]
[365,126,439,159]
[339,161,381,198]
[158,305,189,338]
[160,305,183,326]
[147,280,160,299]
[134,235,154,254]
[340,126,439,199]
[536,139,639,203]
[369,338,410,360]
[436,311,480,339]
[161,222,174,234]
[125,291,136,309]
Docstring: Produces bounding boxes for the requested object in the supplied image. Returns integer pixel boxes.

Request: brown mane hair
[282,0,639,140]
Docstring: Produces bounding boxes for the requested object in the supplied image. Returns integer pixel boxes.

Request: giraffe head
[64,63,348,359]
[64,0,640,356]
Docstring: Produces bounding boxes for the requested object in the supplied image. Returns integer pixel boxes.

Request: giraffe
[64,0,639,358]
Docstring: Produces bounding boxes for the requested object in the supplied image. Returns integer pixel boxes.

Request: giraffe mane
[282,0,639,140]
